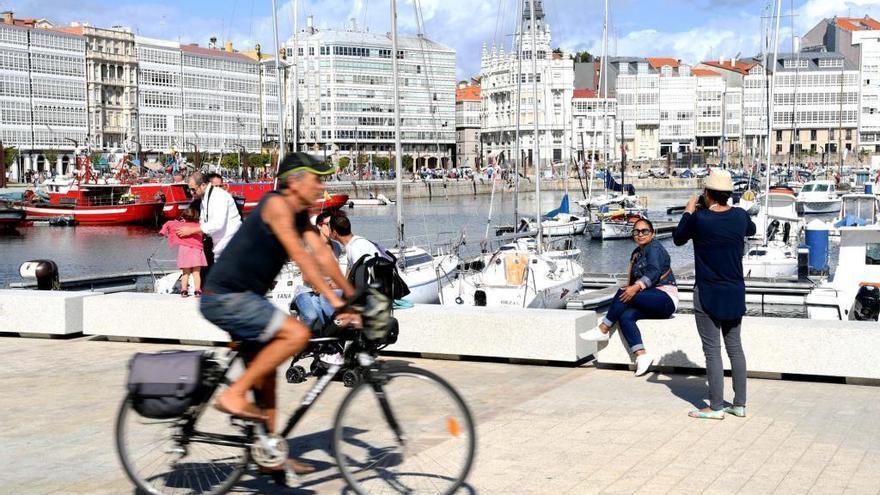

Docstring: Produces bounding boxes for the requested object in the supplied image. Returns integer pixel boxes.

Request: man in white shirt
[327,214,381,276]
[177,172,242,261]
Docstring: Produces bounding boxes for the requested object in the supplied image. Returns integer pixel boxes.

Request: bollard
[20,260,60,290]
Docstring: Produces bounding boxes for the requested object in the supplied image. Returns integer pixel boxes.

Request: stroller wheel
[285,364,307,384]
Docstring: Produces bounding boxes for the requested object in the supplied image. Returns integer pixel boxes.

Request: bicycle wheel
[115,396,249,495]
[332,365,476,495]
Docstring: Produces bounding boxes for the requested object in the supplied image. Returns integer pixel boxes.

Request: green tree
[90,151,103,168]
[402,154,413,170]
[44,150,58,168]
[220,153,240,169]
[338,156,351,169]
[373,156,390,170]
[249,153,271,168]
[570,51,594,63]
[4,146,19,168]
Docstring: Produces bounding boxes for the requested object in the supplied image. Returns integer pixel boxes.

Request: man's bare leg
[251,373,316,475]
[217,317,309,418]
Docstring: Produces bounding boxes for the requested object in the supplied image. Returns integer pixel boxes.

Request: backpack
[348,242,410,301]
[126,350,206,419]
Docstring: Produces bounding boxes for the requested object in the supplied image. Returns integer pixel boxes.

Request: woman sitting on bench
[579,218,678,377]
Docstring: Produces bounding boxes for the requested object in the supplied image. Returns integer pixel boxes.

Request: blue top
[673,208,757,320]
[629,240,676,288]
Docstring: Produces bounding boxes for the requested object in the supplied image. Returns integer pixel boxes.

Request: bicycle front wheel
[115,397,249,495]
[332,365,476,495]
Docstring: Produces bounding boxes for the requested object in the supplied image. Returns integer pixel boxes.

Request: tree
[570,51,594,63]
[249,153,271,169]
[220,153,240,169]
[373,156,390,170]
[338,156,351,169]
[44,150,58,168]
[90,151,102,168]
[402,154,413,170]
[5,146,19,168]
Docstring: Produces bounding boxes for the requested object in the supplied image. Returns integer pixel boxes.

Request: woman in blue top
[580,218,678,377]
[673,169,756,420]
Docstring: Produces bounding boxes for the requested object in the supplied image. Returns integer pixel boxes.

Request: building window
[810,129,817,141]
[846,129,852,140]
[776,130,782,140]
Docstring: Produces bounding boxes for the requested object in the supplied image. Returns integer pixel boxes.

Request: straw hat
[703,168,734,192]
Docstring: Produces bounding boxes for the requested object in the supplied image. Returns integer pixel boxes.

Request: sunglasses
[631,228,653,237]
[188,187,197,193]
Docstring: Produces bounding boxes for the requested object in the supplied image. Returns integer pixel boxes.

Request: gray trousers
[693,287,747,410]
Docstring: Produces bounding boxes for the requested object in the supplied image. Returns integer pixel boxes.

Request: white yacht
[742,187,802,279]
[796,180,840,215]
[440,249,583,309]
[806,222,880,321]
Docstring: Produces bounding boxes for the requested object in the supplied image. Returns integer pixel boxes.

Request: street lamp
[232,143,247,182]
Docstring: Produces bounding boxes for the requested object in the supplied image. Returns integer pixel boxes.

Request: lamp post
[233,143,248,182]
[185,141,200,172]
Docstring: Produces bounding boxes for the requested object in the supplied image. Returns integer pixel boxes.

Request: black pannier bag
[126,350,205,419]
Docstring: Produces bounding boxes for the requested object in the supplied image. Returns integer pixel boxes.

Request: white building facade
[0,18,87,179]
[480,0,574,171]
[611,58,660,160]
[852,29,880,151]
[455,81,481,168]
[658,64,696,155]
[286,22,456,168]
[571,89,617,162]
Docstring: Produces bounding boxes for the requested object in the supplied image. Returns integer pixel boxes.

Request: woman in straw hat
[673,168,756,420]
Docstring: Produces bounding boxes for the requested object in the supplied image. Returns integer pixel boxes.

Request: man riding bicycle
[200,152,361,474]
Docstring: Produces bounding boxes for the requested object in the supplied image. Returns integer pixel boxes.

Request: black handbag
[126,350,205,419]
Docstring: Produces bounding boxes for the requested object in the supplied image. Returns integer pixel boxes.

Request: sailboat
[525,194,588,236]
[441,0,583,309]
[741,0,801,279]
[385,0,461,304]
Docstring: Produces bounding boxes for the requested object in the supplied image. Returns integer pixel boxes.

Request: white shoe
[579,326,610,342]
[634,353,654,377]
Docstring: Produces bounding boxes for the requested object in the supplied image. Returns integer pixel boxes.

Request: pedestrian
[180,171,242,263]
[579,218,678,376]
[160,207,207,297]
[673,169,756,420]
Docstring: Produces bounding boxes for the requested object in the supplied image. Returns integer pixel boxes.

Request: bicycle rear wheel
[332,365,476,495]
[115,397,249,495]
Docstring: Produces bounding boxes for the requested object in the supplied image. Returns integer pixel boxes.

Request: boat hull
[23,202,164,225]
[0,208,26,229]
[797,199,841,215]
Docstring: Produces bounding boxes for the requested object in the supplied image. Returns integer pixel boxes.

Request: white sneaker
[634,353,654,377]
[579,326,610,342]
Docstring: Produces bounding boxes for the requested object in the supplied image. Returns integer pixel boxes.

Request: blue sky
[4,0,880,79]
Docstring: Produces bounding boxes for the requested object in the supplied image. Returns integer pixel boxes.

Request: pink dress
[159,220,208,269]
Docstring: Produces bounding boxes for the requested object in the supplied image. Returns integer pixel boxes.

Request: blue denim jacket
[629,240,676,288]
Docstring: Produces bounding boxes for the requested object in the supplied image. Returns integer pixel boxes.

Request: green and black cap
[277,152,336,180]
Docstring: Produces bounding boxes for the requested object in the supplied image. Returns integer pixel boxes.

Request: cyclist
[200,152,360,474]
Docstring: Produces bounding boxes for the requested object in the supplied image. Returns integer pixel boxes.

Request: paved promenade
[2,336,880,494]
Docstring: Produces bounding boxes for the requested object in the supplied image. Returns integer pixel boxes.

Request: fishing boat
[225,181,348,215]
[130,183,193,220]
[796,180,841,215]
[0,203,26,230]
[22,184,165,225]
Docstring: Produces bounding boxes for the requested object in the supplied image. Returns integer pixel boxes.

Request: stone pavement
[2,336,880,495]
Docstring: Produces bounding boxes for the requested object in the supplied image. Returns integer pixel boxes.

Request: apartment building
[0,12,87,179]
[571,88,617,162]
[480,0,574,170]
[610,57,659,159]
[54,23,139,150]
[455,80,481,168]
[287,18,456,168]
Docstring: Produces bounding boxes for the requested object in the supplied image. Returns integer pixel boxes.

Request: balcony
[87,50,137,64]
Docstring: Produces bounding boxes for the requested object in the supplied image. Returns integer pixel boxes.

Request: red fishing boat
[22,150,164,225]
[130,183,192,220]
[225,181,348,215]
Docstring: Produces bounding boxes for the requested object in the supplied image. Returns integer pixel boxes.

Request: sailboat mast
[529,0,543,251]
[271,0,286,180]
[602,0,610,181]
[513,0,524,228]
[391,0,404,249]
[763,0,783,244]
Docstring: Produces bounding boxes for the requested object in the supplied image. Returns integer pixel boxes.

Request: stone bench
[83,292,229,344]
[388,305,598,363]
[0,289,96,336]
[595,314,880,382]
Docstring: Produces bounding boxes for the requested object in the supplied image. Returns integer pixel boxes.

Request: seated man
[293,210,345,330]
[200,152,360,473]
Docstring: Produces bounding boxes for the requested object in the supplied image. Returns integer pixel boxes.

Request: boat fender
[455,296,463,305]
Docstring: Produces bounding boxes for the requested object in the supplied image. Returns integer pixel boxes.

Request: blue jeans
[602,288,676,353]
[294,290,339,329]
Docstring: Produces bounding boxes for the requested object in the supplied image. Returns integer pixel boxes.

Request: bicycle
[115,315,476,495]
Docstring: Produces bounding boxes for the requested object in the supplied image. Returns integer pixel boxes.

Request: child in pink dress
[159,207,207,297]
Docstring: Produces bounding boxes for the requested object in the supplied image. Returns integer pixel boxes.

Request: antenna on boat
[271,0,286,189]
[529,0,543,253]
